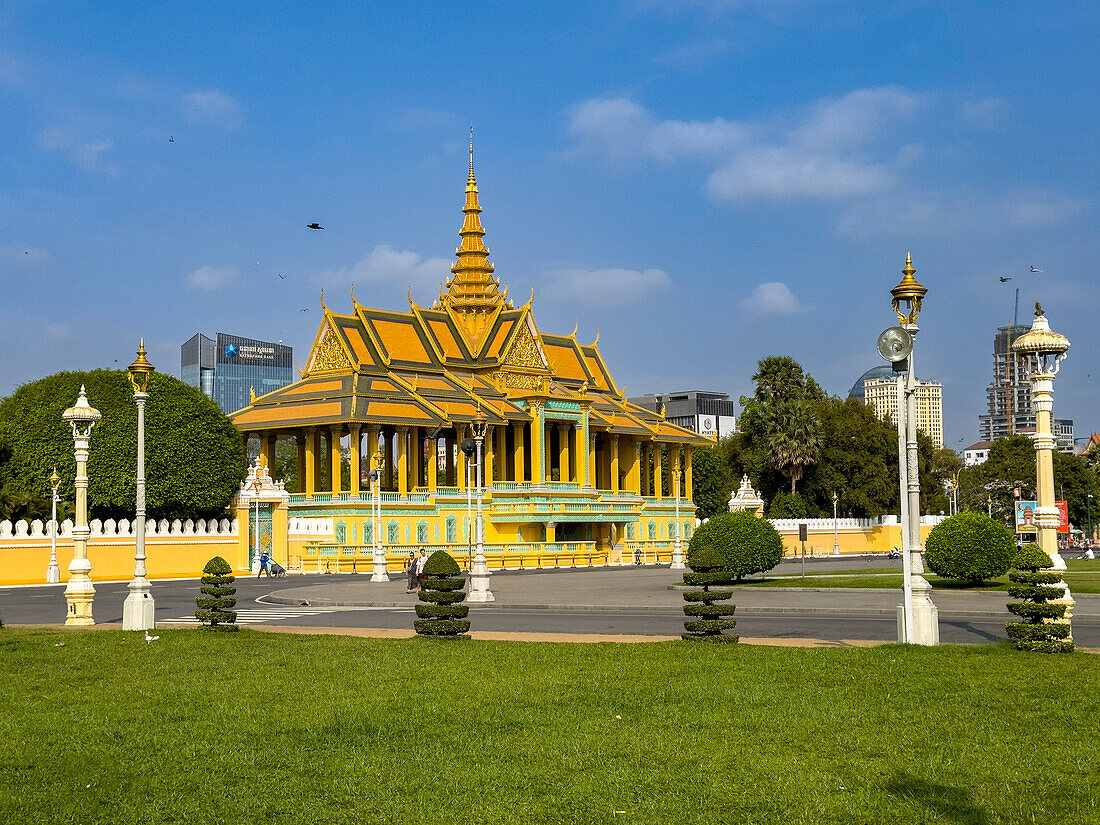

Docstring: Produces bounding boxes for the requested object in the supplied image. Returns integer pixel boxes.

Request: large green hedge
[414,550,470,638]
[1005,545,1073,653]
[195,556,238,632]
[925,511,1014,583]
[687,512,782,580]
[0,369,246,521]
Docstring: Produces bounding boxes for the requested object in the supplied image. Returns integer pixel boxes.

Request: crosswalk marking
[160,607,344,625]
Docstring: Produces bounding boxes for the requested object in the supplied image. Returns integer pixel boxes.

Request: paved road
[4,562,1098,646]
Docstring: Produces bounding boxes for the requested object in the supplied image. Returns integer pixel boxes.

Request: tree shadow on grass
[885,773,988,825]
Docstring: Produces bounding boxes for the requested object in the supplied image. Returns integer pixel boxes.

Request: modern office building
[628,391,737,439]
[861,374,944,448]
[181,332,293,413]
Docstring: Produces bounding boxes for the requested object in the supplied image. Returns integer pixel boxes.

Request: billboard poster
[1014,501,1070,534]
[1015,501,1038,533]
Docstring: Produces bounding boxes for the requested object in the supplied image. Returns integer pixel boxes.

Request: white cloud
[187,265,237,292]
[37,127,118,175]
[316,245,452,292]
[958,96,1010,129]
[740,281,807,315]
[543,267,671,307]
[0,243,52,266]
[567,86,925,204]
[998,189,1085,228]
[183,90,243,131]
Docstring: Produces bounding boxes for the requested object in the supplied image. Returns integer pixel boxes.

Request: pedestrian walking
[405,551,418,593]
[257,551,270,578]
[414,548,428,591]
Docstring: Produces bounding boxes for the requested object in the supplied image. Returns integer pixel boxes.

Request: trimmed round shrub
[681,543,737,643]
[925,511,1014,582]
[414,550,470,638]
[688,511,782,580]
[1005,544,1073,653]
[195,555,238,631]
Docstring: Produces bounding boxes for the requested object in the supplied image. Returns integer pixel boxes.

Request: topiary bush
[414,550,470,638]
[688,511,783,580]
[681,543,737,643]
[1005,544,1073,653]
[926,511,1014,583]
[195,555,239,632]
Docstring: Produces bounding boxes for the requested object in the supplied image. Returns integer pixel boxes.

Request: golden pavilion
[230,147,709,564]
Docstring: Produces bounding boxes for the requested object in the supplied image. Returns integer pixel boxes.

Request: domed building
[846,366,895,402]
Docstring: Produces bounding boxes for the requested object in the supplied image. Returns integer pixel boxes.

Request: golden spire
[437,128,504,316]
[890,251,927,325]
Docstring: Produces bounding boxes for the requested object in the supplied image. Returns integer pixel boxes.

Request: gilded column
[427,430,438,490]
[295,432,306,495]
[631,440,642,494]
[530,407,545,484]
[574,423,585,487]
[654,443,664,500]
[513,422,526,483]
[329,426,342,494]
[495,425,507,481]
[457,425,468,490]
[445,428,455,487]
[263,433,277,473]
[305,428,319,495]
[397,426,409,498]
[484,426,495,486]
[587,432,596,489]
[557,423,570,482]
[685,446,694,501]
[383,430,394,490]
[610,434,620,494]
[350,425,361,497]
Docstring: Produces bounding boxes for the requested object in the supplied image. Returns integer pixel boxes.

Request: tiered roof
[230,148,709,446]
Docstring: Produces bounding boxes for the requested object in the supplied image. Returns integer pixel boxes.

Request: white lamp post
[62,386,100,625]
[832,491,840,555]
[468,411,494,602]
[123,340,157,630]
[47,468,61,583]
[671,458,685,569]
[879,254,939,645]
[370,450,389,581]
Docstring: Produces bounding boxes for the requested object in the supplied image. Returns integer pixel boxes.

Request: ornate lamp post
[123,340,157,630]
[671,459,685,570]
[370,450,388,581]
[62,386,101,625]
[1011,304,1074,624]
[47,468,62,583]
[468,410,494,602]
[832,491,840,555]
[880,253,939,644]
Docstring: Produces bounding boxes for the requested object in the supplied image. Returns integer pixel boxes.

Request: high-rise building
[181,332,293,413]
[977,324,1074,451]
[862,375,944,448]
[629,391,737,439]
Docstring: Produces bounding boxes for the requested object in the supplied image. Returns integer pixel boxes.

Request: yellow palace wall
[772,518,943,557]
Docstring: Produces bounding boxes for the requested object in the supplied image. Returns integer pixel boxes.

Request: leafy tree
[1005,545,1073,653]
[681,543,737,643]
[0,370,246,521]
[925,511,1014,582]
[195,556,238,631]
[750,355,825,404]
[414,550,470,637]
[690,444,735,519]
[762,400,822,494]
[767,492,807,518]
[688,511,782,581]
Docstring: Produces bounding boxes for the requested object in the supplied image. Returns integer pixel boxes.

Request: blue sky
[2,0,1097,447]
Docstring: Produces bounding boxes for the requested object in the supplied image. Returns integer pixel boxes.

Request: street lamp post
[1011,303,1074,629]
[832,491,840,555]
[671,458,685,570]
[882,253,939,645]
[467,411,494,602]
[47,468,62,583]
[987,495,993,519]
[370,450,388,581]
[62,386,101,625]
[123,340,157,630]
[1088,494,1093,546]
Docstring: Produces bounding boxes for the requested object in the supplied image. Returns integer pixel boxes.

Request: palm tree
[763,401,822,494]
[752,356,806,403]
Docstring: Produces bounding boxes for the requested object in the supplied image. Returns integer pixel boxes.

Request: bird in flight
[306,223,325,230]
[1030,265,1043,272]
[999,276,1011,282]
[278,273,287,280]
[168,136,174,143]
[299,308,309,312]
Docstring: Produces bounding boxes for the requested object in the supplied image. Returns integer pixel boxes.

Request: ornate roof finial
[1035,301,1044,317]
[469,125,475,182]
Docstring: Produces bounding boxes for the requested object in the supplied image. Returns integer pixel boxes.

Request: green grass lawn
[751,559,1100,593]
[2,628,1099,824]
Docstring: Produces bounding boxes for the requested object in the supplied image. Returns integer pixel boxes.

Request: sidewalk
[264,565,1100,620]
